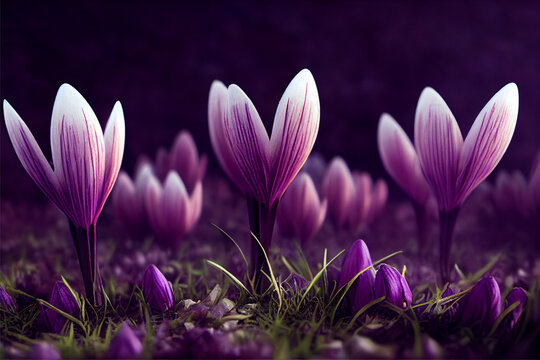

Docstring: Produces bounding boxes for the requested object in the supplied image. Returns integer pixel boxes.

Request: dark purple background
[2,1,539,203]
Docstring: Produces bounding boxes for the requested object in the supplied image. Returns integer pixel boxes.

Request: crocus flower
[145,171,202,248]
[208,69,320,288]
[28,343,61,360]
[458,276,502,332]
[3,84,125,305]
[503,287,527,330]
[41,281,80,334]
[154,147,170,181]
[338,239,375,311]
[348,174,388,231]
[285,273,309,294]
[300,152,327,190]
[374,264,412,309]
[0,285,16,312]
[113,164,154,235]
[107,322,143,359]
[492,170,533,218]
[168,130,208,193]
[321,157,355,228]
[141,264,174,311]
[414,84,518,282]
[276,172,327,245]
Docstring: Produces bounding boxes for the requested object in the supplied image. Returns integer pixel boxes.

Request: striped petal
[50,84,106,227]
[455,83,519,205]
[208,81,247,191]
[97,101,125,219]
[269,69,320,204]
[224,84,270,203]
[414,87,463,211]
[3,100,61,207]
[321,157,354,228]
[378,113,431,205]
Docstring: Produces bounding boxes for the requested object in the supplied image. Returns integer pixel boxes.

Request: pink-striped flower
[145,171,202,248]
[276,172,327,245]
[3,84,125,304]
[414,84,519,212]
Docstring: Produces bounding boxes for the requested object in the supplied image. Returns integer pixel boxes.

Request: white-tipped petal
[269,69,320,203]
[3,100,61,206]
[414,87,463,211]
[456,83,519,205]
[378,113,431,205]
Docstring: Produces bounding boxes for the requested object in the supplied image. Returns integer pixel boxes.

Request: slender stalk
[68,220,103,306]
[438,208,460,284]
[413,203,430,256]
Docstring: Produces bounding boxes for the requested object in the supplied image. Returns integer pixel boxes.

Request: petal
[414,87,463,211]
[188,181,203,231]
[112,171,138,227]
[348,172,372,230]
[3,100,61,207]
[208,80,247,191]
[321,157,354,228]
[154,147,169,181]
[145,174,163,239]
[369,179,388,221]
[97,101,125,219]
[455,83,519,205]
[224,84,270,202]
[269,69,320,204]
[169,131,201,192]
[162,171,190,238]
[50,84,106,227]
[296,173,325,242]
[377,113,431,205]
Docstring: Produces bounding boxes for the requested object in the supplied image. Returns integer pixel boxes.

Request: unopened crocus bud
[28,343,61,360]
[42,281,80,334]
[374,264,412,309]
[107,322,143,359]
[286,273,309,294]
[0,285,16,312]
[503,287,527,330]
[338,240,375,311]
[141,265,174,311]
[458,276,502,332]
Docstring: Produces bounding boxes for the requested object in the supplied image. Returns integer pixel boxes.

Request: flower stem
[438,208,460,284]
[68,220,103,306]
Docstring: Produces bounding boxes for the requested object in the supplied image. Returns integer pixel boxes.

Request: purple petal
[43,281,80,334]
[208,80,247,191]
[414,87,463,211]
[338,239,374,289]
[378,113,431,205]
[107,322,143,359]
[224,84,270,202]
[145,174,164,239]
[321,157,355,228]
[141,265,174,310]
[28,343,61,360]
[504,287,527,330]
[268,69,320,204]
[368,179,388,221]
[458,276,501,331]
[455,83,519,205]
[0,285,16,312]
[374,264,412,308]
[187,181,203,231]
[162,171,191,241]
[97,101,125,219]
[154,147,169,181]
[348,172,372,231]
[113,171,140,228]
[169,131,204,192]
[3,100,62,210]
[50,84,106,227]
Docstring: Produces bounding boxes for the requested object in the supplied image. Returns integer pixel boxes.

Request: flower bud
[141,265,174,310]
[107,322,143,359]
[338,240,375,311]
[0,285,16,312]
[458,276,501,332]
[42,281,80,333]
[285,273,308,294]
[374,264,412,309]
[503,287,527,330]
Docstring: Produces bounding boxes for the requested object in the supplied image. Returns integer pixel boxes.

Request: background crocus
[168,130,208,193]
[414,84,518,282]
[141,264,174,311]
[348,173,388,232]
[276,172,327,246]
[378,113,433,251]
[145,171,202,249]
[458,276,502,333]
[3,84,125,305]
[0,285,16,312]
[503,287,527,331]
[208,69,320,289]
[321,157,355,229]
[374,264,412,309]
[41,281,80,334]
[107,322,143,359]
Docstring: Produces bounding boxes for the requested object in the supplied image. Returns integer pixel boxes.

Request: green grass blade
[206,260,251,295]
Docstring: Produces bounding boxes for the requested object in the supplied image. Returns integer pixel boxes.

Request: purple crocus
[285,273,309,294]
[141,264,174,311]
[321,157,355,228]
[378,113,432,250]
[374,264,412,309]
[276,172,327,246]
[338,239,375,311]
[503,287,527,330]
[493,170,533,218]
[107,322,143,359]
[349,175,388,230]
[145,171,202,249]
[28,343,61,360]
[168,130,208,193]
[0,285,16,312]
[208,69,320,288]
[41,281,80,334]
[414,84,518,282]
[3,84,125,305]
[458,276,502,332]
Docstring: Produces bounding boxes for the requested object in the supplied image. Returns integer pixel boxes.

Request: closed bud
[285,273,309,294]
[374,264,412,309]
[141,265,174,311]
[0,285,16,312]
[42,281,80,334]
[458,276,502,332]
[107,322,143,359]
[503,287,527,330]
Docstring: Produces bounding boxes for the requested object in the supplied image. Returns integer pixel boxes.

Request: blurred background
[2,0,539,203]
